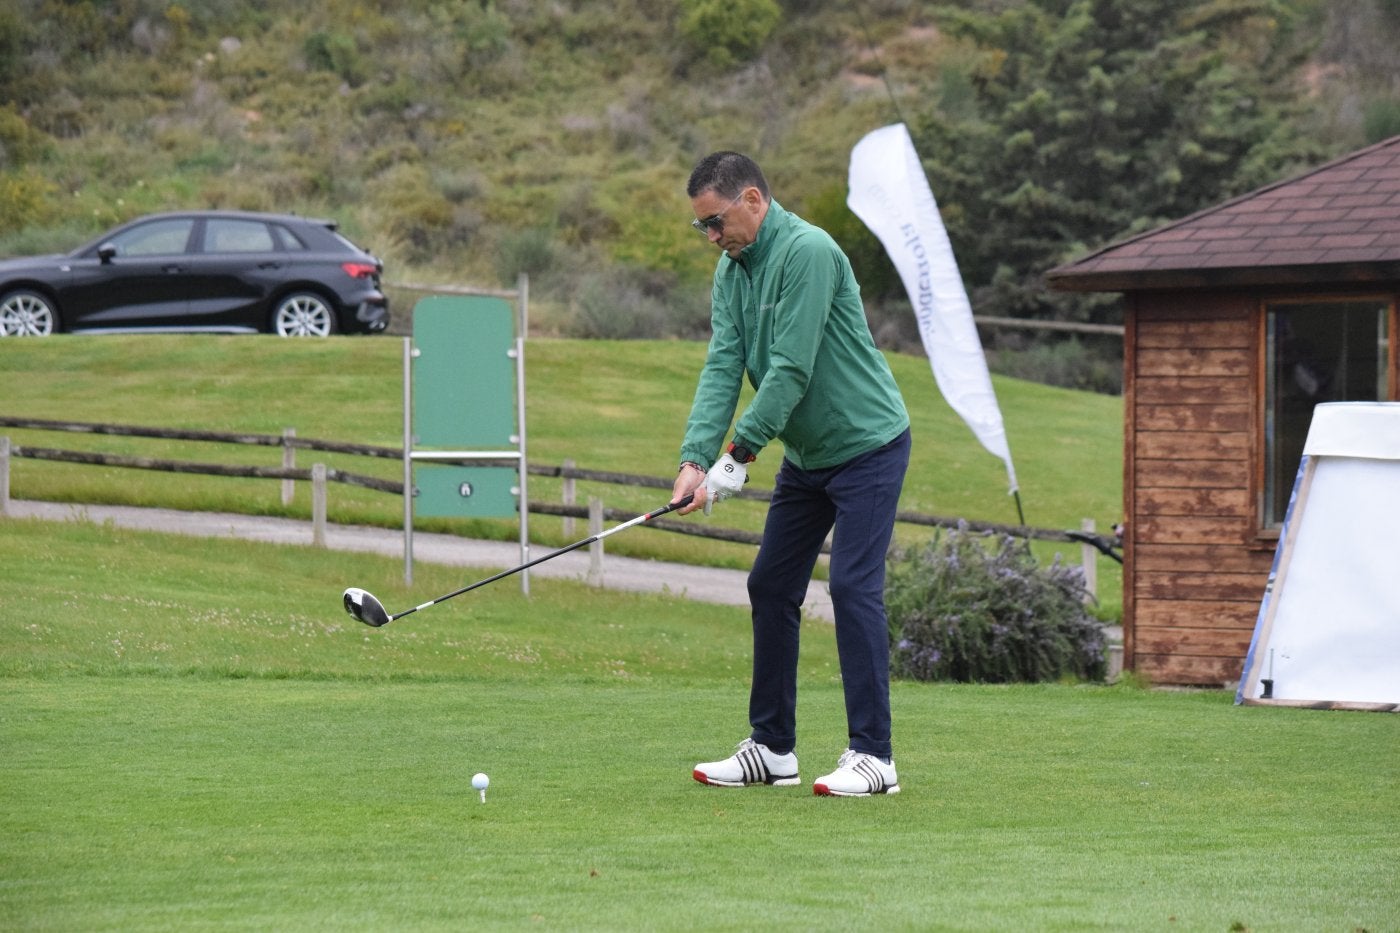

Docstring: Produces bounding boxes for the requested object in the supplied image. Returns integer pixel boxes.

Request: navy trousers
[746,428,911,761]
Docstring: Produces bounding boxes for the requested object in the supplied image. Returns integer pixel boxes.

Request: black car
[0,210,389,337]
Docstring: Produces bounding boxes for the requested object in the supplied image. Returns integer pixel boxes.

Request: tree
[678,0,782,68]
[914,0,1332,323]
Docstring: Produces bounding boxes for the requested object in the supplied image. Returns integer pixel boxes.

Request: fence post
[312,462,327,547]
[0,436,10,516]
[562,458,576,538]
[281,427,296,506]
[587,496,603,586]
[1080,518,1098,603]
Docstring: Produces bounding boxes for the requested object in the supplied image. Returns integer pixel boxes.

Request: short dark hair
[687,151,770,200]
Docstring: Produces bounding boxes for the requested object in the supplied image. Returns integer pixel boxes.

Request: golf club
[343,493,694,626]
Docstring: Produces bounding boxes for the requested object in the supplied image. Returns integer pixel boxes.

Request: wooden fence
[0,416,1121,589]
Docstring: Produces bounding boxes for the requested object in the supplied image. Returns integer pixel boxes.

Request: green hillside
[3,0,1398,344]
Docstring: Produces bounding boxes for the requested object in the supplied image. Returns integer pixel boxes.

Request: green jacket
[680,200,909,471]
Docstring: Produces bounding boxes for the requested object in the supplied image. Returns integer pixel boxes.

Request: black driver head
[343,587,391,627]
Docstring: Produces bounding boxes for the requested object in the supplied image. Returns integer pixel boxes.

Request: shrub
[0,168,57,231]
[493,227,559,287]
[678,0,781,68]
[886,524,1108,683]
[302,30,365,86]
[1363,96,1400,144]
[564,264,691,339]
[987,336,1123,396]
[367,162,457,261]
[0,104,51,169]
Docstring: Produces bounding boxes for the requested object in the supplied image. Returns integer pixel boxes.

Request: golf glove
[703,453,747,515]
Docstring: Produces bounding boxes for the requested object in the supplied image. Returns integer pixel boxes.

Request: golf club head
[343,587,391,627]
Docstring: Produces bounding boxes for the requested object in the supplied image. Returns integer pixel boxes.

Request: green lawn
[1,518,1397,930]
[0,334,1124,615]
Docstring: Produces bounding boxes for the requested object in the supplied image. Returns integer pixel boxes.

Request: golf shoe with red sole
[693,738,800,787]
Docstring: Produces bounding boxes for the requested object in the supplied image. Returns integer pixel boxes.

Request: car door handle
[162,264,188,274]
[258,261,284,270]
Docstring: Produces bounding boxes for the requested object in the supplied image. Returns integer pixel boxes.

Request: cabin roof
[1048,135,1400,292]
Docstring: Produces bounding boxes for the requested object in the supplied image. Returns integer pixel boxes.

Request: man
[671,151,911,797]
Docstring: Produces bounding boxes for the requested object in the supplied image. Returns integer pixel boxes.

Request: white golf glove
[703,453,747,515]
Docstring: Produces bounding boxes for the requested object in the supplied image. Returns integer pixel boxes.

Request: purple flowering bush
[886,524,1108,683]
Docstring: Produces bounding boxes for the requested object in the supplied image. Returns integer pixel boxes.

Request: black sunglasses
[691,193,744,235]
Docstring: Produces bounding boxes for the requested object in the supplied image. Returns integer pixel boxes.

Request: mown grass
[0,517,760,684]
[1,519,1396,931]
[0,334,1124,615]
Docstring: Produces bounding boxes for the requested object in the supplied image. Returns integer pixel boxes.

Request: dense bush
[0,104,50,169]
[302,30,366,86]
[987,336,1124,396]
[493,227,559,287]
[887,524,1108,683]
[0,168,57,231]
[678,0,782,68]
[563,264,710,340]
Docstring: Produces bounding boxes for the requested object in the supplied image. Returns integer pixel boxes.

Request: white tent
[1237,402,1400,711]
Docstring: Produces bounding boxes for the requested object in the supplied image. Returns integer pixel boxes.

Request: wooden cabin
[1048,136,1400,686]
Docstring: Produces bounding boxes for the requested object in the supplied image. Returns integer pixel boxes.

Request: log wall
[1125,292,1274,685]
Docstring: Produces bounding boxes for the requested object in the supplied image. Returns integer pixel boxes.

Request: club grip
[646,493,693,521]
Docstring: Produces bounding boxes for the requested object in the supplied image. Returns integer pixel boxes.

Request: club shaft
[391,495,692,620]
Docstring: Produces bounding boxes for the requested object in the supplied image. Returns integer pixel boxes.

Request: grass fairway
[0,334,1124,615]
[2,519,1398,930]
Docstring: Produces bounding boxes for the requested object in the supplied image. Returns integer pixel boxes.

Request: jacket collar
[727,198,785,270]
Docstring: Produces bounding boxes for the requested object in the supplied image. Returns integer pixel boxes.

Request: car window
[272,224,308,251]
[203,219,276,253]
[107,218,195,256]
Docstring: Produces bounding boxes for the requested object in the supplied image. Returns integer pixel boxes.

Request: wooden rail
[8,444,400,493]
[972,315,1124,337]
[0,417,1123,564]
[0,416,399,459]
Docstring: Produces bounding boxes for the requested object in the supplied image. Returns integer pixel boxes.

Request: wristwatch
[726,442,756,464]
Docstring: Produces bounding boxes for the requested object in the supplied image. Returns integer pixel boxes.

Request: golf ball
[471,772,489,791]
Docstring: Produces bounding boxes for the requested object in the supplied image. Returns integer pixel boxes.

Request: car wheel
[272,292,337,337]
[0,289,59,336]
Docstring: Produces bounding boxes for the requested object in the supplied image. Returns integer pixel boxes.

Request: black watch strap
[727,442,756,464]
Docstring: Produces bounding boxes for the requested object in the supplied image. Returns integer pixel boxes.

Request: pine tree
[915,0,1331,323]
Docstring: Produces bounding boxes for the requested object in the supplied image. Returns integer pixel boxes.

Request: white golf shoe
[812,749,900,797]
[693,738,800,787]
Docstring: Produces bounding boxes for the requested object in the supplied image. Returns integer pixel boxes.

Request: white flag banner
[847,122,1018,494]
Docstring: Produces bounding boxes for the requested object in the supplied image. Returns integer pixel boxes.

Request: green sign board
[411,294,521,519]
[412,295,517,449]
[414,464,519,519]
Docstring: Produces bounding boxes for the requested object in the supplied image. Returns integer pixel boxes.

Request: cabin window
[1263,300,1391,527]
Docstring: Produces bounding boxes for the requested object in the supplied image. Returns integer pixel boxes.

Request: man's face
[691,187,762,259]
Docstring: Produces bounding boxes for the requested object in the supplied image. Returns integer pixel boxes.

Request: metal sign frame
[400,276,530,593]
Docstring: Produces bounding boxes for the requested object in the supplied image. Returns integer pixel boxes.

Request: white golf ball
[471,772,489,791]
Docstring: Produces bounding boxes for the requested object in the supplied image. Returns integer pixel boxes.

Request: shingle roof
[1048,135,1400,292]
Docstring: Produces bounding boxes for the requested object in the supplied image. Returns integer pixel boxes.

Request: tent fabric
[1302,402,1400,459]
[1238,402,1400,709]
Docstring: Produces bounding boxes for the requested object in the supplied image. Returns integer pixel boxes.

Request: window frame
[1254,292,1399,540]
[200,218,279,254]
[99,218,197,258]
